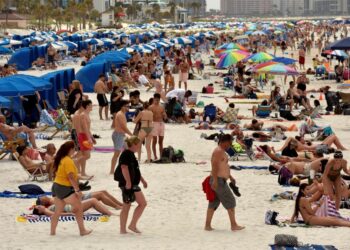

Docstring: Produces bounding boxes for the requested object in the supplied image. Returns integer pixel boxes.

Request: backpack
[265,210,279,225]
[160,146,175,163]
[18,184,45,195]
[172,149,185,163]
[278,166,293,185]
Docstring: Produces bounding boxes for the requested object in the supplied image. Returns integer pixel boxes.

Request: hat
[196,101,205,108]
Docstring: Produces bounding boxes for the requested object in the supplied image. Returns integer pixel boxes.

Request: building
[0,13,30,29]
[173,0,207,16]
[278,0,304,16]
[93,0,115,13]
[101,10,115,26]
[220,0,272,16]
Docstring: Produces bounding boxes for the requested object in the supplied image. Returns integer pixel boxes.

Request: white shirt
[166,89,187,107]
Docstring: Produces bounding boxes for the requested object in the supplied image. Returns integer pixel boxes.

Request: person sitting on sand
[0,115,37,149]
[36,190,122,210]
[291,183,350,227]
[220,103,244,123]
[270,158,328,176]
[244,119,264,130]
[33,197,113,216]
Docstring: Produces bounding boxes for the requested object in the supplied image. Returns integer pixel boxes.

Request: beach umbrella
[63,41,78,51]
[321,50,349,60]
[216,50,250,69]
[244,52,274,63]
[0,46,13,54]
[101,38,115,46]
[0,75,52,96]
[252,63,299,76]
[326,37,350,50]
[171,37,192,45]
[252,30,267,35]
[272,57,297,65]
[0,96,11,108]
[85,38,104,46]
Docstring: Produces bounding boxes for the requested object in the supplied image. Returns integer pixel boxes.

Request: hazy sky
[206,0,220,10]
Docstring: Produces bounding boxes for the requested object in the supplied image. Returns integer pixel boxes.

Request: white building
[93,0,115,13]
[101,10,115,26]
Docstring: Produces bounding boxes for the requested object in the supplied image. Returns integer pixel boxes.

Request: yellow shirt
[54,156,78,187]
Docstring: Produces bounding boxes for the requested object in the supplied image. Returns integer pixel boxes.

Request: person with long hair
[114,136,147,234]
[291,183,350,227]
[50,141,92,236]
[323,151,350,210]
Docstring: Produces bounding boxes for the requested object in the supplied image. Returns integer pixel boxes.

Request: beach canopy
[326,37,350,50]
[87,50,131,65]
[0,96,11,107]
[0,75,52,96]
[76,63,107,92]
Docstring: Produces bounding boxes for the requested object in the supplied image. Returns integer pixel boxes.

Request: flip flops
[229,181,241,197]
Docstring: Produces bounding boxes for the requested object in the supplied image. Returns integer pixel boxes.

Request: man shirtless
[243,119,264,131]
[205,134,244,232]
[94,74,109,120]
[178,58,190,90]
[0,115,37,148]
[110,100,132,174]
[77,100,95,178]
[149,93,167,160]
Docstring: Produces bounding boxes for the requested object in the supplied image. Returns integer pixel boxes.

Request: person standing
[50,141,92,236]
[77,100,95,178]
[67,80,83,115]
[298,47,306,70]
[204,134,244,232]
[114,136,147,234]
[94,74,109,120]
[110,100,133,175]
[149,93,166,160]
[178,58,190,90]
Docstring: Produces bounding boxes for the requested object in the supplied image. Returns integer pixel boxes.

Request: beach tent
[87,50,130,66]
[76,63,107,93]
[0,96,11,108]
[0,75,51,96]
[8,47,33,70]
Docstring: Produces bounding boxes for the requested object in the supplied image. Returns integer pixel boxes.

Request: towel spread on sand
[269,244,337,250]
[0,191,52,199]
[270,191,296,202]
[93,146,115,153]
[16,213,109,223]
[230,165,268,170]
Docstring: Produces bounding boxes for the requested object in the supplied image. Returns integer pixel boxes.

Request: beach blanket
[16,213,109,223]
[201,95,215,98]
[270,191,296,202]
[0,190,52,199]
[270,244,337,250]
[230,165,268,170]
[93,146,115,153]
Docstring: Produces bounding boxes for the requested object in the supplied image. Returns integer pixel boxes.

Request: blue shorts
[112,131,125,151]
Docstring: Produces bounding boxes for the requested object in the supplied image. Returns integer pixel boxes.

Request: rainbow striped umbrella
[215,42,248,55]
[252,63,299,76]
[244,52,274,63]
[216,50,250,69]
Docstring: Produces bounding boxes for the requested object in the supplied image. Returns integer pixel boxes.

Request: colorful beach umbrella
[216,50,250,69]
[252,63,299,76]
[244,52,274,63]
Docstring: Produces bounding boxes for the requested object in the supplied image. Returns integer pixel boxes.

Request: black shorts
[120,185,141,204]
[52,183,74,200]
[97,94,108,107]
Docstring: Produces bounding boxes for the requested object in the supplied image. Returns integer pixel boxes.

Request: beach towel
[16,213,109,223]
[93,146,115,153]
[0,190,52,199]
[230,165,268,170]
[270,244,337,250]
[202,176,216,202]
[270,191,296,202]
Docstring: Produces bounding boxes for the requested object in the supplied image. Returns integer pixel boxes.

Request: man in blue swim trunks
[0,115,37,148]
[204,134,245,232]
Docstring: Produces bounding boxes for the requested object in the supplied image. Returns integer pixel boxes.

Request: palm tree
[151,3,160,20]
[126,2,141,21]
[167,1,177,21]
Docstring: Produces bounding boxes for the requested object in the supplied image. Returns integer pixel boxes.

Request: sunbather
[33,197,113,216]
[0,115,37,148]
[291,183,350,227]
[270,158,328,176]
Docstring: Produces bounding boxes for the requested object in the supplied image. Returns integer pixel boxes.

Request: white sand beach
[1,46,350,250]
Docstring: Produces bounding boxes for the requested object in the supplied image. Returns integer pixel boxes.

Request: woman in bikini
[291,183,350,227]
[134,101,153,163]
[323,151,350,210]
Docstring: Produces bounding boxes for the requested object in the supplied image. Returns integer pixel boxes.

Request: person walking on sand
[110,100,133,174]
[178,58,189,90]
[50,141,92,236]
[149,93,167,160]
[114,136,147,234]
[205,134,244,232]
[77,100,95,179]
[94,74,109,120]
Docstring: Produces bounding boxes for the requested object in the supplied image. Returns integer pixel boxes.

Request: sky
[206,0,220,11]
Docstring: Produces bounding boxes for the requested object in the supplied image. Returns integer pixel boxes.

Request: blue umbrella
[272,57,297,65]
[326,37,350,50]
[63,41,78,51]
[0,96,11,107]
[0,75,51,96]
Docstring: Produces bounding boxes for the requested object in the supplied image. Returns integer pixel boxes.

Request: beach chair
[0,133,26,160]
[323,62,336,80]
[256,105,272,118]
[227,138,255,161]
[39,109,71,139]
[255,145,279,165]
[12,153,49,182]
[57,90,69,110]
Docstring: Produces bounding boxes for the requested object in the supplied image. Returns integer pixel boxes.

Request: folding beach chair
[227,138,255,161]
[0,133,26,160]
[256,105,271,118]
[57,90,69,110]
[12,153,48,182]
[39,109,71,139]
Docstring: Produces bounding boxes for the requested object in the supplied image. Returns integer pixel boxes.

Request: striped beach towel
[16,214,109,223]
[316,195,349,221]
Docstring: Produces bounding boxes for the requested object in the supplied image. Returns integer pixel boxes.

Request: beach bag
[265,210,279,225]
[274,234,298,247]
[278,166,293,185]
[161,146,175,163]
[18,184,45,195]
[172,149,185,163]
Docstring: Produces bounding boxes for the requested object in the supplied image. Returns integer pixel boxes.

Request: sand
[1,45,350,250]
